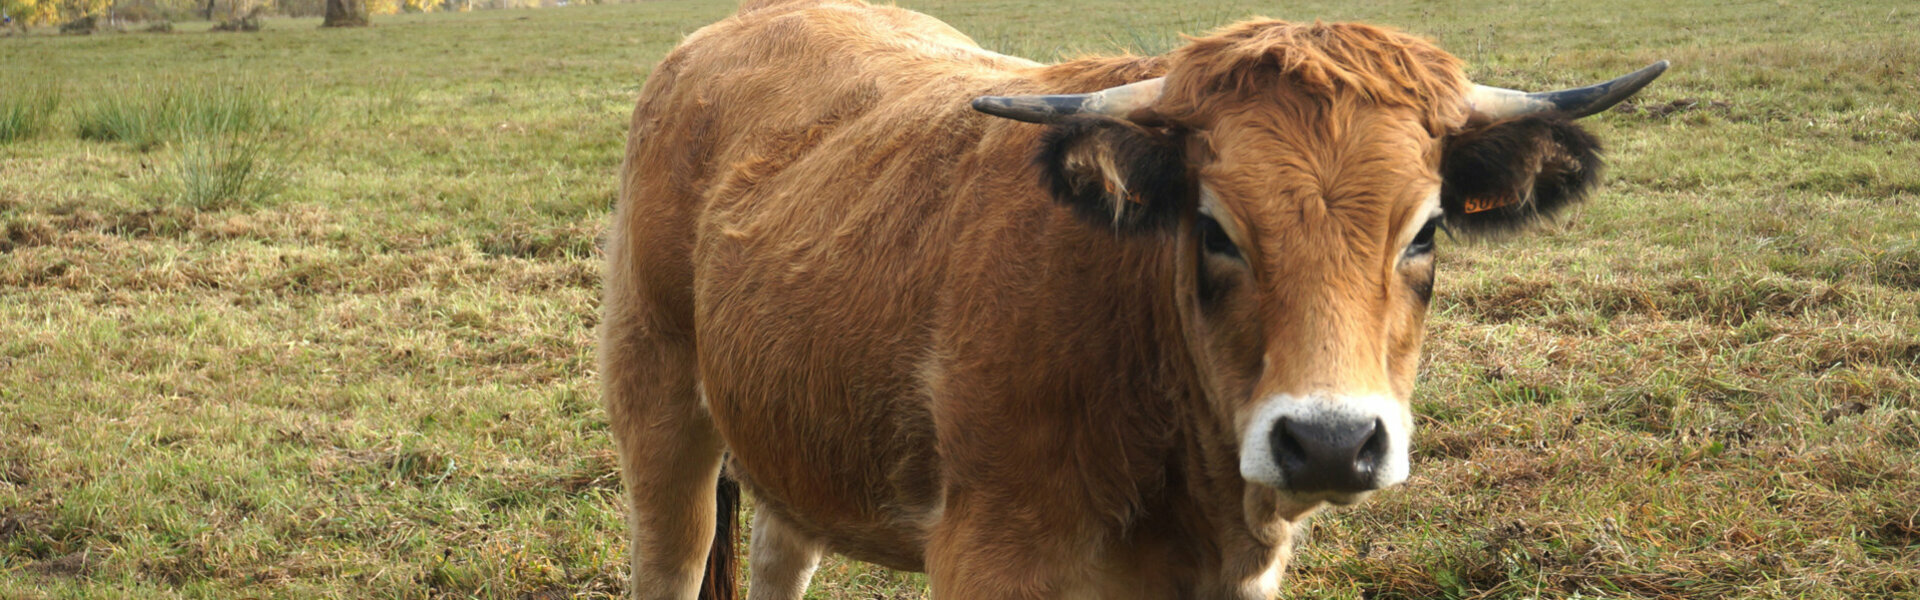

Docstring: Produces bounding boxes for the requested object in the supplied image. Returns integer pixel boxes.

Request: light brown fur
[603,1,1474,598]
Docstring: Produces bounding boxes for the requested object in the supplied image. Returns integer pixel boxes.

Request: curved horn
[1469,60,1669,120]
[971,77,1166,124]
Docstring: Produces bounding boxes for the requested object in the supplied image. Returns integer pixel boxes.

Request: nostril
[1272,417,1308,469]
[1356,417,1388,475]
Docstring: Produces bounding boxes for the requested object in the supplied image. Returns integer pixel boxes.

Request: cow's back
[613,0,1045,569]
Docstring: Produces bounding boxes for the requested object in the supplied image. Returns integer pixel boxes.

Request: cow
[600,1,1666,598]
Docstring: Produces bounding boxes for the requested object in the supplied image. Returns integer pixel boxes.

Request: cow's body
[607,2,1263,594]
[605,1,1659,598]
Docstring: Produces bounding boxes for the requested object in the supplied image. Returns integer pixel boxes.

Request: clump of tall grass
[0,83,62,144]
[154,135,289,210]
[75,78,307,150]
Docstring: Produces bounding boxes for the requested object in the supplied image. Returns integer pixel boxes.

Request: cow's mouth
[1318,490,1374,507]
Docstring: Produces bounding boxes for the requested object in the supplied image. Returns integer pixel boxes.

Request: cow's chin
[1249,479,1382,509]
[1304,489,1376,507]
[1238,483,1382,541]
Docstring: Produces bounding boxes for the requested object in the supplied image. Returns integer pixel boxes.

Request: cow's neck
[991,56,1310,595]
[1158,321,1310,595]
[1079,219,1306,597]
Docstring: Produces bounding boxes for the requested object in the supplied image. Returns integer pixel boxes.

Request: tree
[2,0,77,26]
[363,0,443,15]
[321,0,365,26]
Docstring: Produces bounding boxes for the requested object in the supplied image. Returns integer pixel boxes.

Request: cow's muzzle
[1240,394,1411,499]
[1270,415,1387,493]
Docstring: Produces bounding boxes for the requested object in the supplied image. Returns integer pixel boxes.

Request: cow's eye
[1198,214,1240,259]
[1404,217,1439,258]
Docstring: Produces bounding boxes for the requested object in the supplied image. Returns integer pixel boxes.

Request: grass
[62,76,302,209]
[0,83,61,143]
[158,136,288,210]
[1,1,1917,598]
[73,78,305,150]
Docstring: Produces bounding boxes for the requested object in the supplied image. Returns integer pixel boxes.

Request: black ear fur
[1440,114,1603,236]
[1035,117,1192,233]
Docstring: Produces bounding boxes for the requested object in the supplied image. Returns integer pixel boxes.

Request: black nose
[1271,417,1388,493]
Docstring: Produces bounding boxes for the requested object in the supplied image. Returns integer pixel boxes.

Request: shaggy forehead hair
[1154,20,1470,135]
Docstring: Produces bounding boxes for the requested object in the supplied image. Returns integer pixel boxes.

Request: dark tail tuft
[698,474,741,600]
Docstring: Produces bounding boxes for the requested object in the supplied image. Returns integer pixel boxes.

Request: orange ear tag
[1462,196,1518,214]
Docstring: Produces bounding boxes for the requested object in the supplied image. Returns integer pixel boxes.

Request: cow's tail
[698,474,741,600]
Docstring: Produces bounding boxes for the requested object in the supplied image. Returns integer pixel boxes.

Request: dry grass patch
[3,1,1918,598]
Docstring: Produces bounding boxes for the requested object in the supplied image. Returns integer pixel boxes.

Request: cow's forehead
[1152,20,1470,135]
[1194,104,1443,272]
[1199,104,1443,207]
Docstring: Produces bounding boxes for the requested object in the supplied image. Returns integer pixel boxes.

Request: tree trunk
[322,0,368,27]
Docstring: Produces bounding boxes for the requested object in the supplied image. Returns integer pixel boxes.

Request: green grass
[73,78,306,150]
[0,83,61,143]
[157,136,289,210]
[2,1,1917,599]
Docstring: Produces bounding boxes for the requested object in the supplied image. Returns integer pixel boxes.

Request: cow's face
[978,21,1656,508]
[1175,100,1445,506]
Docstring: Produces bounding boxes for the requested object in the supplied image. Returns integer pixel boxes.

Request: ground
[1,0,1916,598]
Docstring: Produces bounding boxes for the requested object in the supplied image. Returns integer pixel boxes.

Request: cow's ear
[1035,117,1191,233]
[1440,114,1603,235]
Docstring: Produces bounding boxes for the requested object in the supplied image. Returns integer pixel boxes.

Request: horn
[971,77,1166,124]
[1468,60,1669,119]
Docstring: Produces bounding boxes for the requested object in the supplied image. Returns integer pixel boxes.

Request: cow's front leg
[922,491,1105,599]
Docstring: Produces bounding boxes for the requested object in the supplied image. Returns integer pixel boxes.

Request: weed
[74,78,304,150]
[158,136,288,210]
[0,83,60,143]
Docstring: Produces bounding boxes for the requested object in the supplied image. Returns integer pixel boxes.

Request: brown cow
[600,1,1665,598]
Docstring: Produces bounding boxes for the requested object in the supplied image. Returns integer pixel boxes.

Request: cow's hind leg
[746,509,824,600]
[603,309,727,600]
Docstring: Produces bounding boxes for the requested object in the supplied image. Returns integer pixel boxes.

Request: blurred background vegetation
[1,0,608,29]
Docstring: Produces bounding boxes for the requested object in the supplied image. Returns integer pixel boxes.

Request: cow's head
[975,22,1663,507]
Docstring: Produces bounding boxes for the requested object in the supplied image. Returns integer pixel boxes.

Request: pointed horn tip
[972,77,1167,125]
[970,96,1051,124]
[1472,59,1675,120]
[1589,59,1672,115]
[1627,60,1671,85]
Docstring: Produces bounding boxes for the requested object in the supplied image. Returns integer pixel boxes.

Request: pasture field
[2,0,1917,598]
